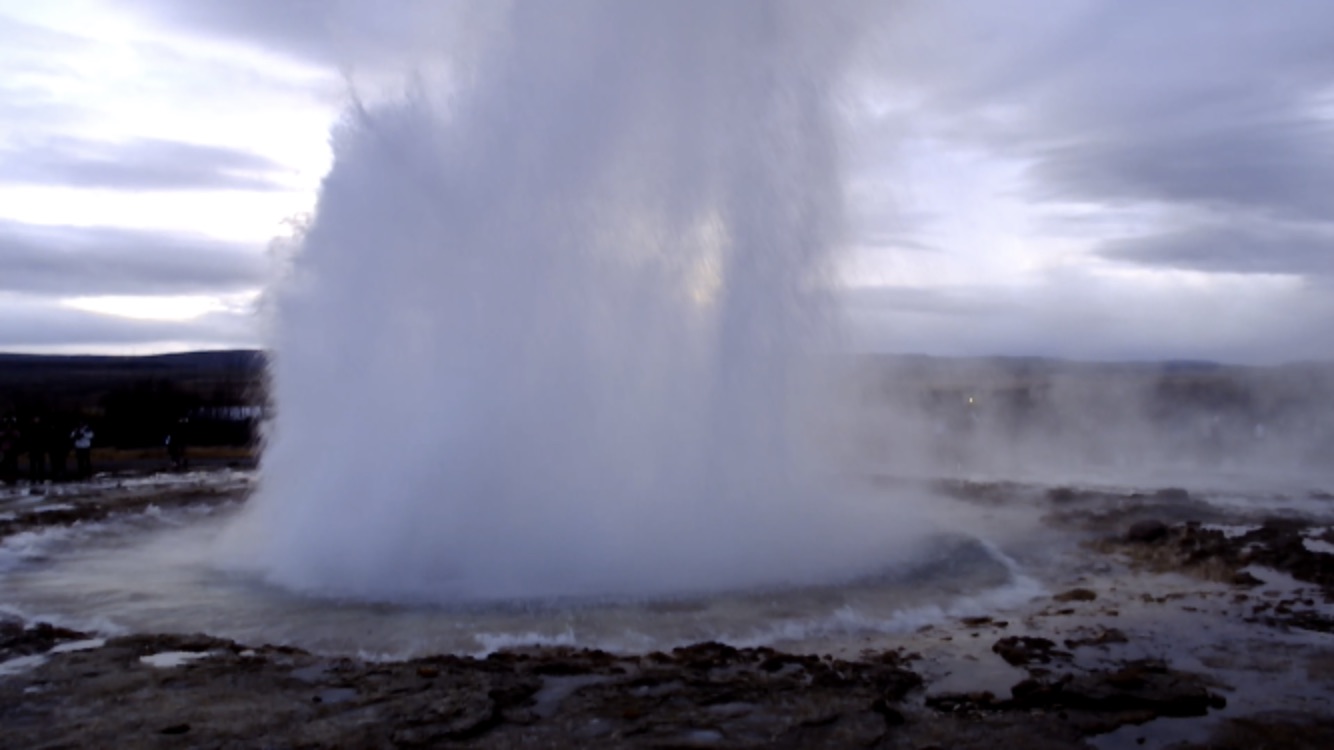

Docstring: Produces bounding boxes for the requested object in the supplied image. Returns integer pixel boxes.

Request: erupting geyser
[220,1,922,602]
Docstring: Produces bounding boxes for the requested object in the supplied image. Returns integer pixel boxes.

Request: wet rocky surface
[1081,493,1334,637]
[0,623,1246,749]
[0,471,249,537]
[3,473,1334,747]
[0,483,242,542]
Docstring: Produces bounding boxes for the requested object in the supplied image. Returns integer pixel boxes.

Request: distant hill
[0,350,267,446]
[0,349,265,376]
[4,348,1329,448]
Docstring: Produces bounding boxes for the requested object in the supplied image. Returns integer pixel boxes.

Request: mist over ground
[842,355,1334,489]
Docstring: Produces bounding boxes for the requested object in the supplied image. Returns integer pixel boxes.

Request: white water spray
[220,1,924,602]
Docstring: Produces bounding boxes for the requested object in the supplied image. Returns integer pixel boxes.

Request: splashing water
[218,1,926,602]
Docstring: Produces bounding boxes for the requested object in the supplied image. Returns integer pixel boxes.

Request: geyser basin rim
[230,531,990,611]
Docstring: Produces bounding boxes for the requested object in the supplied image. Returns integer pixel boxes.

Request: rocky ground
[2,473,1333,748]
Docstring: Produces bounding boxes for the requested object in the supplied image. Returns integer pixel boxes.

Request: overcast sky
[1,0,1331,363]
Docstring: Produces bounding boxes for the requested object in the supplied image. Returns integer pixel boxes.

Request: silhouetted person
[166,418,190,470]
[26,417,47,481]
[0,418,19,483]
[71,423,94,479]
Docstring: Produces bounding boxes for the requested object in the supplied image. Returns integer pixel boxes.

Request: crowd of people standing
[0,414,200,484]
[0,416,98,484]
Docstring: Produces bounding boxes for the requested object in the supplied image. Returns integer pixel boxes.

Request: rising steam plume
[219,1,920,602]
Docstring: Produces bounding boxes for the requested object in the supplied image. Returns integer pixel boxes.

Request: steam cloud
[217,1,930,602]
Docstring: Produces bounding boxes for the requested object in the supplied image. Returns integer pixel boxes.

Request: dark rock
[1175,714,1334,749]
[1126,520,1169,543]
[0,620,90,658]
[1255,609,1334,634]
[529,660,590,676]
[1154,488,1192,503]
[926,691,997,713]
[1064,628,1128,649]
[106,632,238,657]
[1010,678,1045,700]
[1232,571,1264,587]
[1048,487,1078,503]
[993,637,1071,667]
[159,724,190,735]
[671,640,741,670]
[1001,660,1224,718]
[392,688,498,745]
[870,698,906,725]
[1053,588,1098,603]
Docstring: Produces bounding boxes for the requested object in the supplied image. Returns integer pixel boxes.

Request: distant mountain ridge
[0,350,266,431]
[0,349,265,371]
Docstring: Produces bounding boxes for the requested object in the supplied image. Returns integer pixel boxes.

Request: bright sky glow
[0,0,337,241]
[62,293,233,321]
[0,186,319,243]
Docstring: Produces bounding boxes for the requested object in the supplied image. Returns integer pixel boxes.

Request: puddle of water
[49,638,106,654]
[0,653,48,677]
[140,651,214,668]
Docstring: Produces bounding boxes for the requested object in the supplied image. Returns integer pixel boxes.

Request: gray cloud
[122,0,449,70]
[0,220,268,296]
[0,136,291,192]
[876,0,1334,292]
[1031,120,1334,223]
[123,0,340,65]
[0,292,255,351]
[0,17,96,128]
[4,1,1330,361]
[892,1,1334,132]
[1100,222,1334,278]
[885,2,1334,201]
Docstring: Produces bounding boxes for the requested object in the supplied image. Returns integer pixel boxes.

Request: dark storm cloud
[0,220,268,296]
[0,136,291,192]
[1099,222,1334,277]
